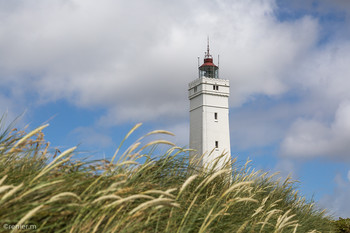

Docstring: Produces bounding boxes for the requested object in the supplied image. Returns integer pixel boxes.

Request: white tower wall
[189,77,231,169]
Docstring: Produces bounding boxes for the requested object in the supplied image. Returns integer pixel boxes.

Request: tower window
[213,85,219,90]
[215,141,219,148]
[213,85,215,90]
[194,86,197,92]
[214,112,218,120]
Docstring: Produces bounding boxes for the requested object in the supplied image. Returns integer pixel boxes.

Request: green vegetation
[0,121,336,232]
[333,218,350,233]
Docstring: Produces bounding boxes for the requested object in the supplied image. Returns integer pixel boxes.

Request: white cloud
[0,0,320,126]
[228,14,350,152]
[293,41,350,103]
[281,101,350,159]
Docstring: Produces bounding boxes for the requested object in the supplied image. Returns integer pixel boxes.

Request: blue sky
[1,0,350,217]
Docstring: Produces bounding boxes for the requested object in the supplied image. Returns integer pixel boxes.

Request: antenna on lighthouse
[207,36,210,56]
[205,36,212,58]
[198,56,200,78]
[218,54,220,78]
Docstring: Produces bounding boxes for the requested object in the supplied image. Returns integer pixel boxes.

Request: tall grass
[0,121,334,232]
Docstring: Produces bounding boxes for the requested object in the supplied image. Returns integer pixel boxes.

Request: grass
[0,121,335,232]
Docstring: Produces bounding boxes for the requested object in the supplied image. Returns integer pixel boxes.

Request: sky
[0,0,350,218]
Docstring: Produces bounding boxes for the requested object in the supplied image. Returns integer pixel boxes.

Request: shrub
[333,218,350,233]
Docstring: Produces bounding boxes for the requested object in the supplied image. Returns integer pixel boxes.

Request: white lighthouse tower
[188,41,231,169]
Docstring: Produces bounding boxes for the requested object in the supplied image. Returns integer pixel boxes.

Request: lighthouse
[188,41,231,169]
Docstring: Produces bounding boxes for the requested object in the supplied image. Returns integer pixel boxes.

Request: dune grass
[0,122,335,232]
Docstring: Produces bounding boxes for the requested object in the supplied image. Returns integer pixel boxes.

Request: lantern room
[199,41,219,79]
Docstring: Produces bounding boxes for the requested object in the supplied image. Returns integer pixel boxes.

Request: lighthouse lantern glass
[199,66,218,79]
